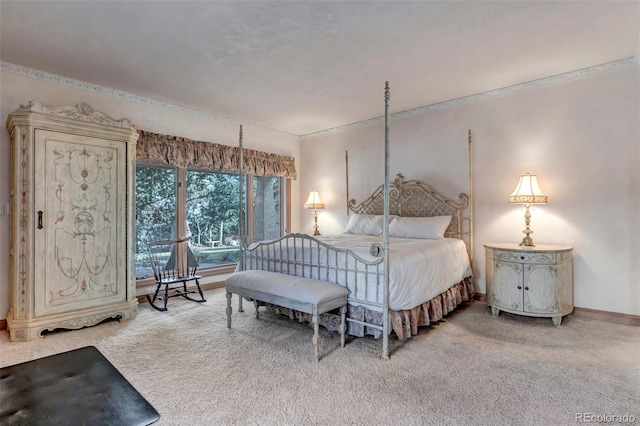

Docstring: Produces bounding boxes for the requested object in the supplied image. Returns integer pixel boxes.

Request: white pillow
[388,215,452,239]
[344,214,384,236]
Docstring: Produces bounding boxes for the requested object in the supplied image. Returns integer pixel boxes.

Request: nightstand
[484,243,573,326]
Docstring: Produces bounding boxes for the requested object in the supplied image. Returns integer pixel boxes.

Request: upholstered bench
[225,270,349,362]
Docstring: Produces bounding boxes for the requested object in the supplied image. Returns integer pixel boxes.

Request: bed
[235,83,474,359]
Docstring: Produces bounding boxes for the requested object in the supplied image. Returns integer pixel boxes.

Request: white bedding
[316,234,471,311]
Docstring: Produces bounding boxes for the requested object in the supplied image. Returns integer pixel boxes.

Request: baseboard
[474,293,486,302]
[572,307,640,326]
[473,292,638,326]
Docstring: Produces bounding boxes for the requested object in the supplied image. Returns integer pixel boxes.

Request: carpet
[1,288,638,425]
[1,346,159,426]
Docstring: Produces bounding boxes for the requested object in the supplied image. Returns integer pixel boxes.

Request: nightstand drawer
[493,250,556,264]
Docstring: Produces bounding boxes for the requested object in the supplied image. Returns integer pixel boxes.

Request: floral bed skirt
[260,276,475,340]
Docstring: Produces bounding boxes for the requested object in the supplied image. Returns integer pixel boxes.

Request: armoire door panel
[34,130,126,316]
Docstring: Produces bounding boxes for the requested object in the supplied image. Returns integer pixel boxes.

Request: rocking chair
[146,238,206,311]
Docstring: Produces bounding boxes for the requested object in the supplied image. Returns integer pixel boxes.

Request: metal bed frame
[236,83,474,359]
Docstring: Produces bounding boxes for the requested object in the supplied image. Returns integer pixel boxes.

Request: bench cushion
[226,270,348,305]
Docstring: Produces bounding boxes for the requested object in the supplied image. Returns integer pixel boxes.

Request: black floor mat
[1,346,159,426]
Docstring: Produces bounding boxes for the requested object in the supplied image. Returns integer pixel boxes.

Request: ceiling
[1,1,638,137]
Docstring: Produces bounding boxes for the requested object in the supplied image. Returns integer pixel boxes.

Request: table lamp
[508,173,547,247]
[304,190,325,236]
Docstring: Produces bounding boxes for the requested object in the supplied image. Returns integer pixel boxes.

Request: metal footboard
[243,233,387,332]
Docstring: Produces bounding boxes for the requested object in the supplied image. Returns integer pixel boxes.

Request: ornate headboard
[348,173,470,240]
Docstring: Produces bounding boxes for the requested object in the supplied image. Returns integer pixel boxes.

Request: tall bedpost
[238,124,244,271]
[238,125,245,312]
[468,129,474,268]
[382,81,391,360]
[345,150,350,216]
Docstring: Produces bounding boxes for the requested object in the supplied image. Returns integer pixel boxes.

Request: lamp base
[519,235,535,247]
[518,204,535,247]
[312,209,321,236]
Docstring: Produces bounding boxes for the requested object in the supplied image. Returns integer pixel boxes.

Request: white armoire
[6,101,139,341]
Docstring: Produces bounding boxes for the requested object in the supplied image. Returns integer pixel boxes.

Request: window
[186,170,240,269]
[135,164,288,280]
[251,176,282,242]
[135,166,176,279]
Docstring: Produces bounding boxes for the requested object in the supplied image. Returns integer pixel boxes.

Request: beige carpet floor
[1,288,638,426]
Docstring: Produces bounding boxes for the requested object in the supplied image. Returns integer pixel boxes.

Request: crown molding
[301,57,638,139]
[0,61,296,138]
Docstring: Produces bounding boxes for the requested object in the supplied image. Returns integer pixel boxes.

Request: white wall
[0,70,302,321]
[300,65,640,316]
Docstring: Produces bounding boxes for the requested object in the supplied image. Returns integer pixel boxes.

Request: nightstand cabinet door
[493,261,523,312]
[484,243,573,326]
[523,264,559,313]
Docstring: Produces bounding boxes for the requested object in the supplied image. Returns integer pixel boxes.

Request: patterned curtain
[136,130,297,179]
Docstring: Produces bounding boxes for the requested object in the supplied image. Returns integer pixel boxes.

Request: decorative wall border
[0,61,296,138]
[301,57,638,139]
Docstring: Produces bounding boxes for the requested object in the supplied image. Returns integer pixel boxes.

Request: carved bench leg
[255,301,260,319]
[226,292,232,329]
[312,312,320,362]
[339,305,347,348]
[238,296,244,313]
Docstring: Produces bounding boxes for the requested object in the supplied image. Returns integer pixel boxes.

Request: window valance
[136,130,297,179]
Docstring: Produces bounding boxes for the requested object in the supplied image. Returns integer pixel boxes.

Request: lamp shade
[304,190,325,209]
[508,173,548,204]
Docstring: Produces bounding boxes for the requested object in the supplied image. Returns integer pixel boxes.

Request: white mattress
[316,234,472,311]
